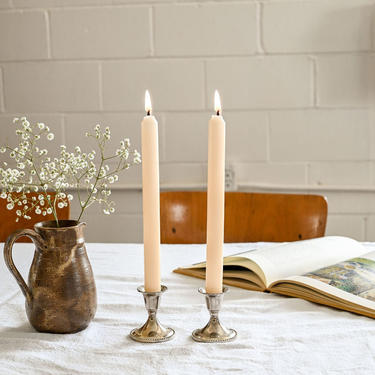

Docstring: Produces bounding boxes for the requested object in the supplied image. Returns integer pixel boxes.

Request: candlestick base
[192,287,237,343]
[130,285,175,343]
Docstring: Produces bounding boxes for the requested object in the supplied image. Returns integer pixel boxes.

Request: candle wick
[146,110,151,116]
[216,110,220,116]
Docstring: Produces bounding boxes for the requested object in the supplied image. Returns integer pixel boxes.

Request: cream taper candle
[142,90,161,292]
[205,90,226,294]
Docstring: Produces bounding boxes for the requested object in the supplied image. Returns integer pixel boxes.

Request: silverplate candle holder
[130,285,175,343]
[192,286,237,343]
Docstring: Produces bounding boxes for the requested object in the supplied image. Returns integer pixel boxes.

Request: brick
[369,115,375,160]
[323,191,374,214]
[83,213,142,242]
[366,216,375,241]
[51,7,150,59]
[13,0,114,6]
[102,60,205,111]
[155,3,256,56]
[206,57,311,109]
[3,62,100,112]
[13,0,169,6]
[160,163,207,186]
[371,162,375,184]
[226,112,268,162]
[326,214,365,241]
[308,162,371,186]
[0,0,12,8]
[269,110,369,161]
[164,112,208,162]
[317,55,371,107]
[0,11,48,61]
[236,162,307,185]
[0,68,3,112]
[263,1,373,53]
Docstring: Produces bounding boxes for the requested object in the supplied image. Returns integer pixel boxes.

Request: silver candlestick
[130,285,175,343]
[192,287,237,343]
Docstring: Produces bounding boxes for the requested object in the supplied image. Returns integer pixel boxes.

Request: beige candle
[142,90,161,292]
[206,90,226,293]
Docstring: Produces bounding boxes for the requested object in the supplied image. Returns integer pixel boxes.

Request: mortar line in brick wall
[45,10,52,59]
[98,62,104,111]
[1,51,373,65]
[256,1,265,54]
[149,6,155,57]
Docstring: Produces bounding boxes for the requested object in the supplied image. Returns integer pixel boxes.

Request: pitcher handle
[3,229,44,304]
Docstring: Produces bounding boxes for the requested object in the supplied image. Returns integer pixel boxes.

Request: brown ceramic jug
[3,220,97,334]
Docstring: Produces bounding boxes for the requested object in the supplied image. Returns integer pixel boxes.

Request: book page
[269,250,375,313]
[238,236,368,287]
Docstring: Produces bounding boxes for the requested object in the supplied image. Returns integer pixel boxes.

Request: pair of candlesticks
[129,285,237,343]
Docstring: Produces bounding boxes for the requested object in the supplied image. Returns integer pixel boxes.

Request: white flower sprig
[0,117,141,226]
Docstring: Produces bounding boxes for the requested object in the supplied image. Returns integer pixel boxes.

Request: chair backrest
[0,192,70,242]
[160,191,327,244]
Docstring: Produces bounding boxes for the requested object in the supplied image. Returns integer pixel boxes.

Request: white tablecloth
[1,242,375,375]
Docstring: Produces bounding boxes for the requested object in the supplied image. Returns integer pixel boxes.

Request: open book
[174,237,375,319]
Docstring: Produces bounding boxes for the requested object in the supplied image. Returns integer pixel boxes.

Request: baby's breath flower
[1,118,139,224]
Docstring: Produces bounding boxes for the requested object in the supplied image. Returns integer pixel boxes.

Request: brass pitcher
[4,220,97,334]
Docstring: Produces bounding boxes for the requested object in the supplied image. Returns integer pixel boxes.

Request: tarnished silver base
[192,287,237,343]
[130,285,175,343]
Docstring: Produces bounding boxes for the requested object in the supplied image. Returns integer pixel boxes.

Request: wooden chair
[160,191,327,244]
[0,192,70,242]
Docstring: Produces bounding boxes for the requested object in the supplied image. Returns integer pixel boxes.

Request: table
[1,242,375,375]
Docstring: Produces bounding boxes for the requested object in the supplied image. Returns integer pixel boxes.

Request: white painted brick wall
[269,110,370,161]
[102,60,205,111]
[206,56,312,109]
[0,0,374,243]
[3,62,101,111]
[0,11,48,61]
[50,7,151,58]
[317,55,372,107]
[263,1,373,53]
[154,3,257,56]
